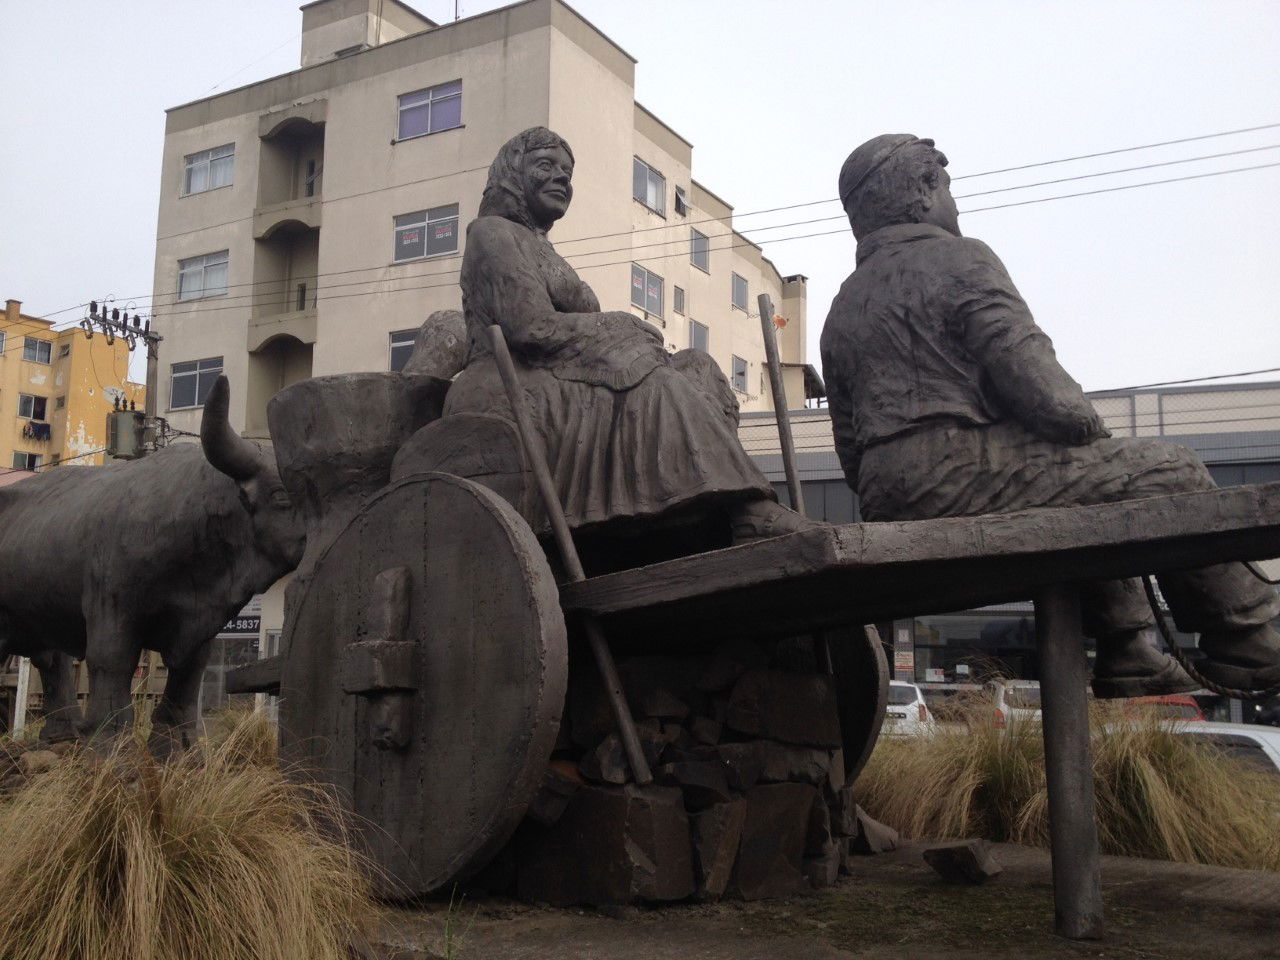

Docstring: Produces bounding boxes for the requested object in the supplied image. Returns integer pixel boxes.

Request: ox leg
[33,650,81,743]
[80,623,139,741]
[148,644,214,759]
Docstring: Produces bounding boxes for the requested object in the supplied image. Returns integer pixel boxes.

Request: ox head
[201,376,305,570]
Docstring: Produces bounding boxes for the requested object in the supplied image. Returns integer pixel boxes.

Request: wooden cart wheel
[278,473,567,899]
[826,624,890,784]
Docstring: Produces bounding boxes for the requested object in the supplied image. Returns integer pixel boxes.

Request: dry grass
[0,709,377,960]
[859,695,1280,871]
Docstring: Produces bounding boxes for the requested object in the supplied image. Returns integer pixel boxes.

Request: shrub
[0,710,376,960]
[858,695,1280,871]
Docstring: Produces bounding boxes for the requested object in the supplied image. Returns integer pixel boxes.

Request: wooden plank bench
[561,480,1280,938]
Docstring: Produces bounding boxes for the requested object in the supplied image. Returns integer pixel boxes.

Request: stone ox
[0,376,303,748]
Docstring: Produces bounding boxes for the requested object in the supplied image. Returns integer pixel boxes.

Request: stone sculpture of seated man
[821,133,1280,696]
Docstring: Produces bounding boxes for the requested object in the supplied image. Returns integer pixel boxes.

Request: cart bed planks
[560,482,1280,644]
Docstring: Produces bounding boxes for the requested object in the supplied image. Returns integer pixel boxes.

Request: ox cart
[229,365,1280,939]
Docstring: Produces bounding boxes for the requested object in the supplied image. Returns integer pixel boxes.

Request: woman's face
[522,145,574,226]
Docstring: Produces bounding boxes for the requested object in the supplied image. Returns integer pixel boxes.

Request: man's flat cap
[839,134,920,206]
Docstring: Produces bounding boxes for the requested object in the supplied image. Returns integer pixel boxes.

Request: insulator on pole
[111,308,120,322]
[89,301,98,316]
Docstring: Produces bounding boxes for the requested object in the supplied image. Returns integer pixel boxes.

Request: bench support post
[1035,583,1106,940]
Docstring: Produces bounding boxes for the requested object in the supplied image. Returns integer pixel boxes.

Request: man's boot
[1197,623,1280,691]
[1091,629,1198,699]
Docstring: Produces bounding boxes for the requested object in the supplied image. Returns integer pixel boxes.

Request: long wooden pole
[757,293,804,515]
[486,324,653,785]
[757,294,835,673]
[1035,584,1105,940]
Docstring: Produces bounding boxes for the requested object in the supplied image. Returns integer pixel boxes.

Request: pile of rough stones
[0,739,71,796]
[479,636,898,906]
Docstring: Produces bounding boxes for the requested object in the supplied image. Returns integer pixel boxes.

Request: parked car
[987,679,1042,729]
[883,680,934,735]
[1166,722,1280,777]
[1123,694,1206,722]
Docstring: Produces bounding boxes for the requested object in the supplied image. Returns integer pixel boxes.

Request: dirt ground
[369,842,1280,960]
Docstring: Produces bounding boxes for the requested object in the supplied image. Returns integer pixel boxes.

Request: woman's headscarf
[478,126,575,231]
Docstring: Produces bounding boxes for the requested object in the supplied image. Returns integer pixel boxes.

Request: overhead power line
[951,122,1280,180]
[38,119,1275,317]
[1094,367,1280,393]
[157,160,1280,320]
[954,143,1280,199]
[11,156,1273,335]
[20,120,1280,321]
[959,160,1280,215]
[31,148,1280,322]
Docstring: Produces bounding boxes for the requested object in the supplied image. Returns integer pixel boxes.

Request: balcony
[253,197,322,240]
[248,307,316,354]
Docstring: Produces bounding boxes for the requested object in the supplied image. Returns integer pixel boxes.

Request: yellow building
[2,298,145,471]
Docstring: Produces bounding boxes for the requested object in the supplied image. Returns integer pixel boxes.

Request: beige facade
[152,0,811,443]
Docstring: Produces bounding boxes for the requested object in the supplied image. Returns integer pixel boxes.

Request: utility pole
[81,301,164,458]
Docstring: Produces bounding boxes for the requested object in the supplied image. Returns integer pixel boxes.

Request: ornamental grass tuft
[0,709,376,960]
[858,693,1280,871]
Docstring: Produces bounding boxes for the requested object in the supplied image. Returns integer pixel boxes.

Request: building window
[731,355,748,393]
[397,80,462,140]
[632,158,666,216]
[394,204,459,262]
[183,143,234,195]
[674,186,690,216]
[55,396,66,410]
[22,337,52,364]
[178,251,229,301]
[689,320,709,353]
[389,330,416,372]
[673,286,685,316]
[0,330,5,353]
[58,343,71,358]
[731,272,749,311]
[170,357,223,409]
[11,452,41,471]
[690,228,710,273]
[17,394,48,421]
[630,263,664,318]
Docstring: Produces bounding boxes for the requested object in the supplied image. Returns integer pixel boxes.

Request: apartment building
[152,0,813,442]
[0,298,144,473]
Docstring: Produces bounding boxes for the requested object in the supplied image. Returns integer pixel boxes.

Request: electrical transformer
[105,410,145,460]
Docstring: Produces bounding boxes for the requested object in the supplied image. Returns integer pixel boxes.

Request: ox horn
[201,375,262,482]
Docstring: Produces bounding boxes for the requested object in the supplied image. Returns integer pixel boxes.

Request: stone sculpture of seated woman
[440,126,811,563]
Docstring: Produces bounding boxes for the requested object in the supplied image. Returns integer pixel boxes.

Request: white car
[1165,721,1280,777]
[883,680,934,735]
[987,679,1042,730]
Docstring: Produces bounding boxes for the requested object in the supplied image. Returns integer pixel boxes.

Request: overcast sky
[2,0,1277,393]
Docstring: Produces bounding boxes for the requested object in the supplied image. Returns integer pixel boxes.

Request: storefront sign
[220,615,261,636]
